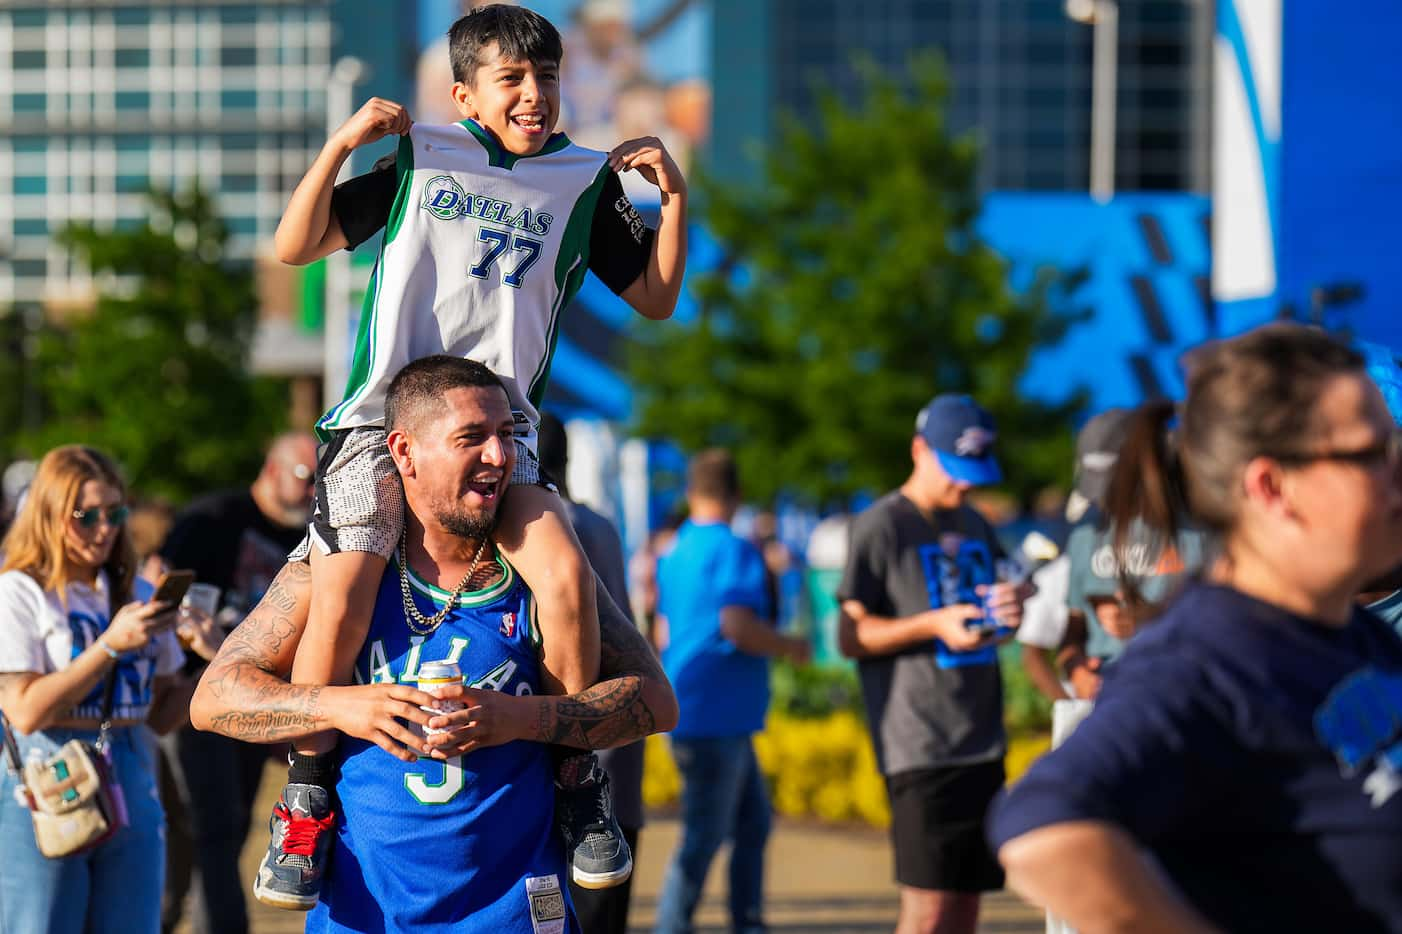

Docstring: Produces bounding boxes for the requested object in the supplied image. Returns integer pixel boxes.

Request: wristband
[95,638,120,661]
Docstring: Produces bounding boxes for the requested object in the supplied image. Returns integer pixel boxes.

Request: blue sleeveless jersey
[307,555,578,934]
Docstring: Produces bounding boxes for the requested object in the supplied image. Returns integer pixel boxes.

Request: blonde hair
[0,446,135,610]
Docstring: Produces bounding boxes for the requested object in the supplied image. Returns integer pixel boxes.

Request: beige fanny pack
[3,671,130,858]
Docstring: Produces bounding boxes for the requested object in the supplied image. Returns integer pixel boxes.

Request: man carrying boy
[190,356,679,933]
[263,3,687,909]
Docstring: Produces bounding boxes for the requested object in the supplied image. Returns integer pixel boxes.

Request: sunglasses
[71,505,130,529]
[1269,429,1402,470]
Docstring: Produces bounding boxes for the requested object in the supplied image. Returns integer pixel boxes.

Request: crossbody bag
[2,668,131,858]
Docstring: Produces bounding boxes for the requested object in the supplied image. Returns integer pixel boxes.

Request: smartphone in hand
[149,569,195,607]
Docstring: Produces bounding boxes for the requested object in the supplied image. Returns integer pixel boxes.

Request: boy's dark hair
[448,4,563,84]
[687,448,740,502]
[386,355,508,431]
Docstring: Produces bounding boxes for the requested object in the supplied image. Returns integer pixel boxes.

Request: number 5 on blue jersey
[405,755,464,805]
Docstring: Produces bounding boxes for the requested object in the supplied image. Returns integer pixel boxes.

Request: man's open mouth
[466,477,501,499]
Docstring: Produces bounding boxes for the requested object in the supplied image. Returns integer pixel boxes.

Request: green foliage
[770,658,864,718]
[631,57,1083,505]
[0,313,29,465]
[17,187,286,501]
[772,647,1051,733]
[999,641,1053,734]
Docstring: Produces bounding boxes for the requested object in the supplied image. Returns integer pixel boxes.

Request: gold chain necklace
[397,530,489,636]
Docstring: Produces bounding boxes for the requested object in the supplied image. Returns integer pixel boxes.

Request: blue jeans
[655,735,771,934]
[0,726,166,934]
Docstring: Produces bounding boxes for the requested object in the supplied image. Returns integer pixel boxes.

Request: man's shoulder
[853,490,911,523]
[565,500,621,548]
[707,522,760,556]
[564,498,609,532]
[661,522,755,573]
[848,491,914,542]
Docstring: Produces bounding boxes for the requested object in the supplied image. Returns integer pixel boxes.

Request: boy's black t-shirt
[332,155,654,296]
[988,582,1402,932]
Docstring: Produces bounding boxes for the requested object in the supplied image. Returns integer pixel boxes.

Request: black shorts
[886,759,1006,892]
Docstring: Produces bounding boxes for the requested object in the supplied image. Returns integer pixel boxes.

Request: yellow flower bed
[643,713,1051,828]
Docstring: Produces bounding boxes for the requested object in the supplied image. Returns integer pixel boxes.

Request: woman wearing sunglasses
[0,446,209,933]
[989,325,1402,932]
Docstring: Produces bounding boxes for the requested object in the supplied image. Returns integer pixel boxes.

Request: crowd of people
[1,4,1400,934]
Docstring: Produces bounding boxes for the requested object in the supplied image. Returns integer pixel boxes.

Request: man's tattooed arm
[190,562,329,743]
[528,578,677,748]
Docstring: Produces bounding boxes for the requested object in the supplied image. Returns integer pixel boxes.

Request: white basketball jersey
[318,121,611,448]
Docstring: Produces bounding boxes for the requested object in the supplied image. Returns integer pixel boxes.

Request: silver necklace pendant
[397,531,489,636]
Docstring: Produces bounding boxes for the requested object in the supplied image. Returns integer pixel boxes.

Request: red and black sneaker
[253,783,336,911]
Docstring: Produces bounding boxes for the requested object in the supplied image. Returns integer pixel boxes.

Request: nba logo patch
[500,612,517,638]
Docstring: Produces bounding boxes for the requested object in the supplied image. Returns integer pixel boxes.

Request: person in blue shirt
[654,449,810,934]
[989,324,1402,932]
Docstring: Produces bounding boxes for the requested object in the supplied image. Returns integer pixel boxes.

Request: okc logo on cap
[422,175,468,220]
[954,426,995,457]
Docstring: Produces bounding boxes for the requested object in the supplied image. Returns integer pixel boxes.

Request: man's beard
[436,503,497,545]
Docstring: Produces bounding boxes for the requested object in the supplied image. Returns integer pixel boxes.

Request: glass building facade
[0,2,333,307]
[709,0,1209,194]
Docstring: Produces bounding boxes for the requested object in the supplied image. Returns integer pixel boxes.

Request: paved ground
[175,763,1044,933]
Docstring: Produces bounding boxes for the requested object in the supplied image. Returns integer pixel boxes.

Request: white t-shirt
[0,569,183,722]
[1016,555,1072,650]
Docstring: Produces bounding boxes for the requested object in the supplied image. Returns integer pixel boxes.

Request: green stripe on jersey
[527,162,611,407]
[403,552,516,607]
[317,135,417,436]
[459,120,573,170]
[383,134,417,245]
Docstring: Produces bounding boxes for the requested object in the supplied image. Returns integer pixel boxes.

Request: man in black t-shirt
[838,395,1027,934]
[158,433,318,934]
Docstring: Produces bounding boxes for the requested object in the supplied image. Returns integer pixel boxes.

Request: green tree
[630,58,1083,506]
[0,311,30,465]
[21,187,286,501]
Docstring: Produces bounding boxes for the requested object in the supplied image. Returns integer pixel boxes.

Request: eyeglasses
[1269,429,1402,470]
[71,505,130,529]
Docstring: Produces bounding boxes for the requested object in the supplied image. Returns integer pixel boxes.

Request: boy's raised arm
[613,136,688,321]
[275,97,412,266]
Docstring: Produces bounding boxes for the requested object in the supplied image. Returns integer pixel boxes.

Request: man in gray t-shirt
[837,394,1026,934]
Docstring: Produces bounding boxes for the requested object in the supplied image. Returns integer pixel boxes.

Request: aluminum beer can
[416,660,465,736]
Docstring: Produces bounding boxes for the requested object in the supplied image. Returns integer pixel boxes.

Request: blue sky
[417,0,708,84]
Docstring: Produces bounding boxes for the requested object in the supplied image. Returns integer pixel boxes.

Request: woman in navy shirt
[989,324,1402,932]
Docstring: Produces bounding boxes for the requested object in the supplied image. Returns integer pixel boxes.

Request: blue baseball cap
[915,394,1002,486]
